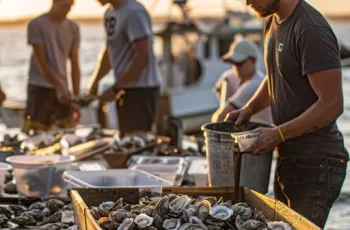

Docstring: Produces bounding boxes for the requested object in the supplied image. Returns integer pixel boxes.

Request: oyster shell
[209,205,233,221]
[235,215,268,230]
[231,203,252,220]
[141,206,155,217]
[26,208,44,221]
[11,213,36,226]
[8,204,28,216]
[91,207,109,220]
[169,195,191,217]
[153,214,164,229]
[99,201,115,211]
[109,209,133,224]
[134,214,153,229]
[46,200,60,214]
[155,196,170,217]
[178,223,207,230]
[196,200,211,221]
[182,205,196,222]
[109,198,124,212]
[0,207,12,219]
[163,218,181,230]
[29,202,47,210]
[118,217,135,230]
[98,217,115,230]
[0,214,8,226]
[189,216,207,230]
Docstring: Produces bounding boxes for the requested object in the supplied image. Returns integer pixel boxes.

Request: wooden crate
[70,187,321,230]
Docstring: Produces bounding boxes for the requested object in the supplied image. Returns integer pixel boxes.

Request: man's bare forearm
[89,46,111,88]
[279,97,342,141]
[71,64,80,96]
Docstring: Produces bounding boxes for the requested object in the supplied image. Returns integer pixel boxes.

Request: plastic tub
[0,162,12,191]
[129,164,182,185]
[6,155,75,198]
[187,159,208,186]
[63,169,173,193]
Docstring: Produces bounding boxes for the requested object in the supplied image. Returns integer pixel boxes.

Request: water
[0,22,350,229]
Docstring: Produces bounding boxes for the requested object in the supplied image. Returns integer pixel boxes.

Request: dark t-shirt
[264,0,348,160]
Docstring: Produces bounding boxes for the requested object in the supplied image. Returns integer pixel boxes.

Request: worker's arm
[70,24,81,97]
[87,44,111,95]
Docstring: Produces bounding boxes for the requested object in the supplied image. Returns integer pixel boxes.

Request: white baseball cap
[222,39,258,63]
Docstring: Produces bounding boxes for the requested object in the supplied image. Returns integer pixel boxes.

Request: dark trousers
[274,158,347,228]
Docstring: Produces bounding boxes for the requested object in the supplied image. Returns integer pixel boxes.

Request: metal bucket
[201,122,273,194]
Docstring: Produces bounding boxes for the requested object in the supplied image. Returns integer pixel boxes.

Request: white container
[0,162,12,191]
[129,164,182,185]
[6,155,75,198]
[231,131,261,152]
[1,100,25,128]
[188,159,208,186]
[63,169,173,193]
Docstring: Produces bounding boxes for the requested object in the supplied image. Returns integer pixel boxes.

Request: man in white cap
[212,39,272,124]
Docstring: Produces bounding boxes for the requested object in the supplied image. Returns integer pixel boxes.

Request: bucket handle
[232,136,244,203]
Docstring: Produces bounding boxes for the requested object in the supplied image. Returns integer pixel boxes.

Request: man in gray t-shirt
[88,0,162,136]
[22,0,81,133]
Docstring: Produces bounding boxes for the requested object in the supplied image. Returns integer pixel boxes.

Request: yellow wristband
[278,127,285,142]
[244,105,253,117]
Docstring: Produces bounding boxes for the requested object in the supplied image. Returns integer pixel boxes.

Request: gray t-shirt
[264,0,348,160]
[104,0,162,88]
[27,14,80,88]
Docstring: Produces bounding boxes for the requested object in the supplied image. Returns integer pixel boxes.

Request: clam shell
[134,214,153,229]
[163,218,181,230]
[209,205,233,221]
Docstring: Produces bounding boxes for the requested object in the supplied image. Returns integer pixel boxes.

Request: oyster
[198,197,217,207]
[131,204,145,215]
[169,195,191,217]
[8,204,27,216]
[182,205,196,222]
[48,199,66,209]
[141,206,155,217]
[196,200,211,221]
[26,208,44,221]
[109,198,124,212]
[189,216,207,230]
[39,223,61,230]
[219,200,232,208]
[61,210,74,224]
[91,207,109,220]
[99,201,115,211]
[209,205,233,221]
[179,223,207,230]
[11,213,36,226]
[236,215,268,230]
[42,207,52,217]
[29,202,47,210]
[153,214,164,229]
[118,217,135,230]
[231,203,252,220]
[0,214,8,226]
[109,209,133,224]
[0,207,12,219]
[163,218,181,230]
[98,217,115,230]
[166,193,180,202]
[155,196,170,217]
[43,212,62,224]
[134,214,153,229]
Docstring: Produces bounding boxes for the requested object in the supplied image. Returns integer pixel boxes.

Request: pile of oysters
[0,198,76,230]
[91,194,271,230]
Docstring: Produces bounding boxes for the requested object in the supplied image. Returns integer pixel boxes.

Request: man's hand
[225,108,251,125]
[211,104,235,123]
[99,86,125,104]
[245,127,282,155]
[71,104,81,127]
[56,79,71,105]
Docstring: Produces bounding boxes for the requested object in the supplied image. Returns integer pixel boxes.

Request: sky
[0,0,348,20]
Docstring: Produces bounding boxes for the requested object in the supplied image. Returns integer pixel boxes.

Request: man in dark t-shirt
[226,0,348,228]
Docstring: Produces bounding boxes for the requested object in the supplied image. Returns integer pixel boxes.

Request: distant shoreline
[0,15,349,28]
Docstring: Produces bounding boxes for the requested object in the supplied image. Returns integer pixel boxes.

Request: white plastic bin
[136,156,184,166]
[129,164,182,185]
[63,169,173,193]
[187,159,208,186]
[0,162,12,191]
[6,155,75,198]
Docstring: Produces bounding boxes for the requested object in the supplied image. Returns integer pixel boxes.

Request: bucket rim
[6,154,76,166]
[201,121,274,136]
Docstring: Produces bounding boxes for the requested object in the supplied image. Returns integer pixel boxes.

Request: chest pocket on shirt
[105,16,117,38]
